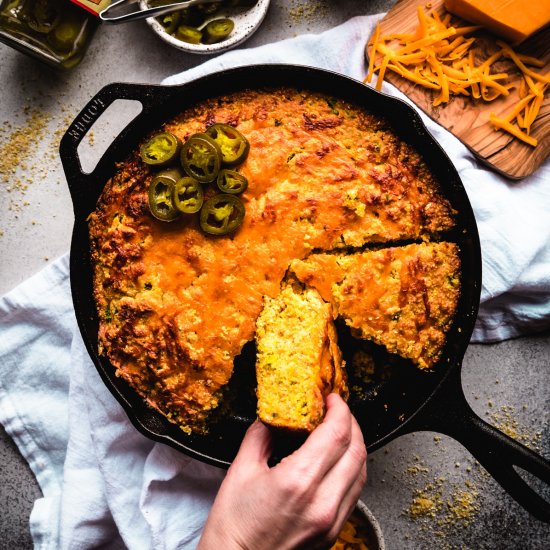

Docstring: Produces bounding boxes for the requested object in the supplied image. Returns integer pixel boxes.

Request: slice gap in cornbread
[255,281,348,433]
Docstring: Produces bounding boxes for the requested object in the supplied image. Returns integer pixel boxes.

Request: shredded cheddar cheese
[488,115,538,147]
[365,6,548,147]
[330,514,371,550]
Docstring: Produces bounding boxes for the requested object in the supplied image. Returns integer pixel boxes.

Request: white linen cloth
[0,14,549,550]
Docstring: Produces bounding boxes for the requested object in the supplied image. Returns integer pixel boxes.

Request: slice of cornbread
[255,282,348,432]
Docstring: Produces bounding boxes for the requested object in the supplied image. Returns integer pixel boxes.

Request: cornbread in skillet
[290,242,461,370]
[88,87,458,434]
[255,282,348,432]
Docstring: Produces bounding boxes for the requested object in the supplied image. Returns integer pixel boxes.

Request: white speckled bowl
[350,500,386,550]
[141,0,270,54]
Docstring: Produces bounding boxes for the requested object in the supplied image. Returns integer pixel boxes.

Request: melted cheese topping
[89,88,457,433]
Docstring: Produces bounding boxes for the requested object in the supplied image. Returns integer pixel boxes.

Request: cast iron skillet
[59,64,550,522]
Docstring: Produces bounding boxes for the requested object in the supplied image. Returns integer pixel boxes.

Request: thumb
[232,420,272,472]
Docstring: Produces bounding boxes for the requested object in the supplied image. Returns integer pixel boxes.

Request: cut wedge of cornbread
[255,282,348,432]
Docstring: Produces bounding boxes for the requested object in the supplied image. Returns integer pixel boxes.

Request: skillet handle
[59,82,175,215]
[403,366,550,523]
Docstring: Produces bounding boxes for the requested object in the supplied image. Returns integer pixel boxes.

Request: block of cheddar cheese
[444,0,550,44]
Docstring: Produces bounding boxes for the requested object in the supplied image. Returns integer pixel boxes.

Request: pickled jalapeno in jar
[0,0,98,69]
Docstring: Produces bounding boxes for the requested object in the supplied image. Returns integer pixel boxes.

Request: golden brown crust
[88,88,457,433]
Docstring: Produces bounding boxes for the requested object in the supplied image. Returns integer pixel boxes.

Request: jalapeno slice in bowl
[181,133,221,183]
[200,194,245,235]
[140,132,182,167]
[175,24,203,44]
[205,123,249,166]
[148,174,180,222]
[173,176,204,214]
[158,11,181,35]
[202,18,234,44]
[28,0,61,33]
[47,13,84,52]
[217,169,248,194]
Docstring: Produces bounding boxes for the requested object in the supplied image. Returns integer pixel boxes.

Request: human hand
[196,393,367,550]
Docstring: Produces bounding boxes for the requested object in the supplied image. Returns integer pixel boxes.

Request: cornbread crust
[255,282,348,432]
[88,88,457,434]
[290,243,461,370]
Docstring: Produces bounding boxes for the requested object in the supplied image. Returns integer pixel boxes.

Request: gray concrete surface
[0,0,549,548]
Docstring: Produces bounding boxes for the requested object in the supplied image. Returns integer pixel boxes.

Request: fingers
[224,400,367,550]
[325,392,347,412]
[317,413,367,508]
[231,420,273,473]
[328,475,366,543]
[309,413,367,544]
[278,394,352,481]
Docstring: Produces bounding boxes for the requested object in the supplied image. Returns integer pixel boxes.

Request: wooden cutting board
[365,0,550,179]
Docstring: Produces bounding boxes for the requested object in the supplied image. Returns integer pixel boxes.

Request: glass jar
[0,0,98,69]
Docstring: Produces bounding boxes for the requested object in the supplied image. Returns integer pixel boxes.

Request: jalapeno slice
[148,175,180,222]
[28,0,61,33]
[173,176,204,214]
[47,13,83,52]
[175,24,202,44]
[202,17,234,44]
[140,132,182,167]
[205,123,249,166]
[157,11,181,35]
[200,194,245,235]
[159,167,184,183]
[217,169,248,195]
[181,133,221,183]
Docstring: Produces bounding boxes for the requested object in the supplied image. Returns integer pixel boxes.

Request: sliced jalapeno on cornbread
[173,176,204,214]
[140,132,182,167]
[202,18,234,44]
[205,123,249,166]
[148,174,180,222]
[217,169,248,195]
[200,194,245,235]
[157,167,184,183]
[180,133,221,183]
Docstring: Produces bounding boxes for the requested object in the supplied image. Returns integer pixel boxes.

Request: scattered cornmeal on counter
[88,87,460,435]
[255,282,348,432]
